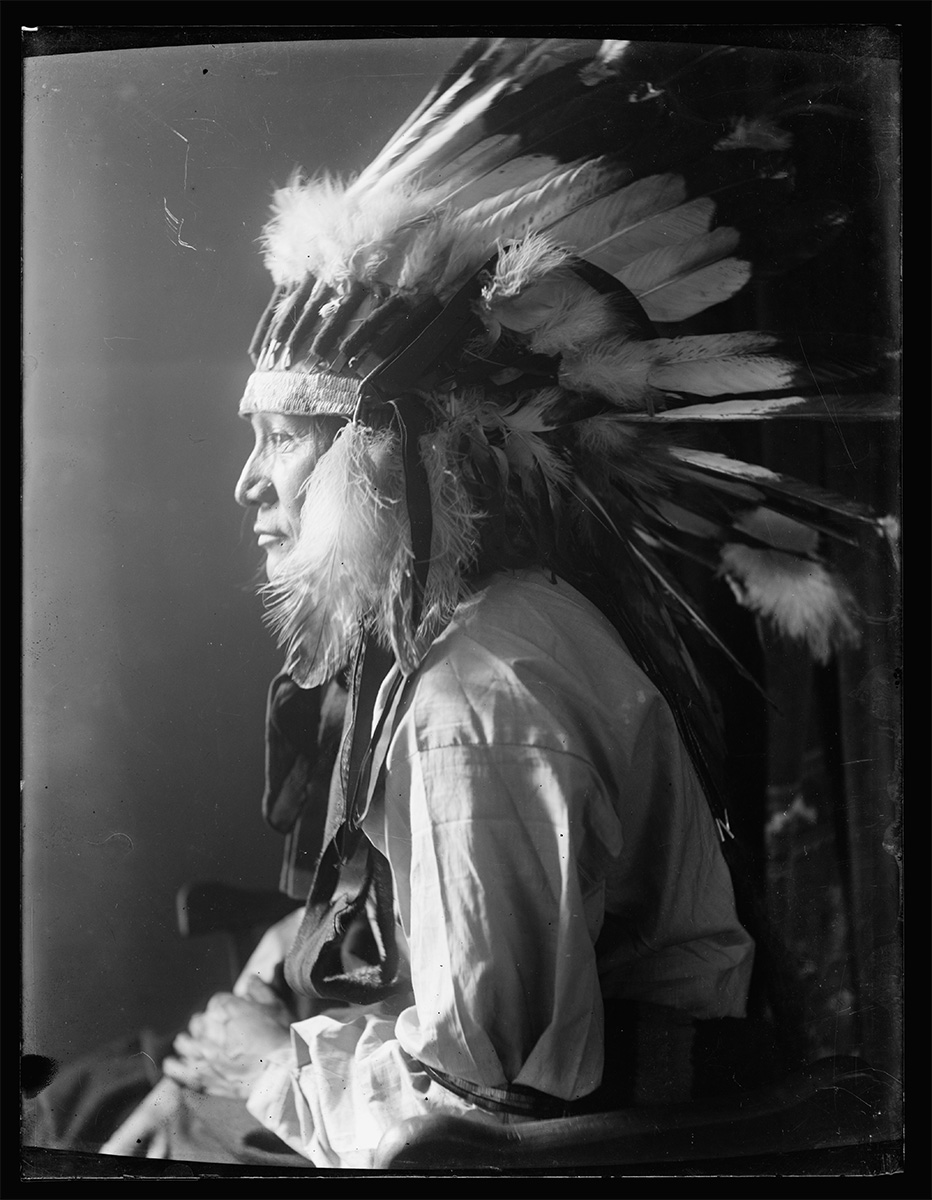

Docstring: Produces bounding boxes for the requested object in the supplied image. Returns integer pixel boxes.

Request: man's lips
[255,530,289,546]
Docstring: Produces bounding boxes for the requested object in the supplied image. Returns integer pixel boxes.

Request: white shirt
[246,570,754,1168]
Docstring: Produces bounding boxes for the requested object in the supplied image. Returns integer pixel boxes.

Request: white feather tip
[719,544,860,663]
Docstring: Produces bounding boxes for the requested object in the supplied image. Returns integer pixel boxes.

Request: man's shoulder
[415,569,661,715]
[391,568,679,776]
[455,571,647,671]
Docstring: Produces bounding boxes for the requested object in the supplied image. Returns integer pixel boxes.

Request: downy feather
[496,393,573,492]
[526,282,620,354]
[559,339,658,409]
[482,257,620,348]
[718,544,859,662]
[481,235,573,304]
[264,177,448,288]
[574,413,644,462]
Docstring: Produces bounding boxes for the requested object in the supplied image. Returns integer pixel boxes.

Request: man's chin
[262,547,291,582]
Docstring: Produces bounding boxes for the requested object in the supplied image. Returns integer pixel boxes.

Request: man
[155,421,756,1168]
[145,37,890,1168]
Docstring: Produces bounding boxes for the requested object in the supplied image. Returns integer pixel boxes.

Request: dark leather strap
[388,395,434,636]
[283,635,409,1002]
[339,635,397,843]
[283,839,404,1004]
[262,674,326,835]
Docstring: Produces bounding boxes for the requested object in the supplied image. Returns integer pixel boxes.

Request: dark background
[23,34,474,1067]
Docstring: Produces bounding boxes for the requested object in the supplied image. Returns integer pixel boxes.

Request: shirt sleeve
[382,740,615,1101]
[245,1001,518,1168]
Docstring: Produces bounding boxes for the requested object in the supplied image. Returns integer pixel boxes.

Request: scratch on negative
[170,127,191,192]
[163,199,197,251]
[797,337,857,469]
[831,1085,873,1111]
[86,831,135,852]
[867,1067,903,1086]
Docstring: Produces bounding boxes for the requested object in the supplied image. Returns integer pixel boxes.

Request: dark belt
[418,1003,789,1120]
[419,1062,580,1120]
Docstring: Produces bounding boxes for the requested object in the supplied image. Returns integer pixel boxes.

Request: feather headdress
[239,37,898,818]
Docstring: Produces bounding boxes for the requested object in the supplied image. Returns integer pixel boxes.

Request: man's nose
[234,452,273,508]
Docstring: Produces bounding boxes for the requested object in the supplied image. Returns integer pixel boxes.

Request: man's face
[234,412,342,579]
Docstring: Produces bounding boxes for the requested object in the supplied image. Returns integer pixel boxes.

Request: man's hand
[162,977,292,1099]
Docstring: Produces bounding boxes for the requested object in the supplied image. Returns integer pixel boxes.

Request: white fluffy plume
[480,234,573,306]
[263,176,449,289]
[482,252,620,355]
[718,543,860,663]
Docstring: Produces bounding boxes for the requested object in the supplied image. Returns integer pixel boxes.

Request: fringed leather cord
[248,283,286,364]
[310,280,368,360]
[284,280,337,364]
[261,276,318,367]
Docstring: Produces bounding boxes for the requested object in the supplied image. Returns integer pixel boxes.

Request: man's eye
[267,431,294,449]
